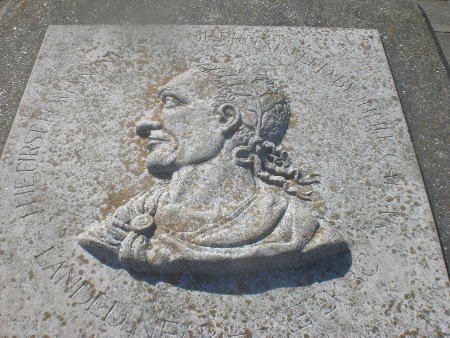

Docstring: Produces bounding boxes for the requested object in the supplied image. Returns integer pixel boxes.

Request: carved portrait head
[136,64,315,199]
[79,63,321,275]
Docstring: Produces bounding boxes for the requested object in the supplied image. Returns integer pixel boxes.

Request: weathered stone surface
[0,25,448,336]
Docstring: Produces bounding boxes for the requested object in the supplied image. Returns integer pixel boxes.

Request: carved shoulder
[278,198,319,246]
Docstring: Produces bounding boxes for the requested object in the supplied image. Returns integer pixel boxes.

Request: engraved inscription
[14,115,53,218]
[34,246,130,328]
[187,29,354,93]
[351,96,406,233]
[13,51,122,220]
[34,245,258,337]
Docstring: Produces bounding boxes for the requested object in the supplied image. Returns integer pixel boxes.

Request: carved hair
[195,64,319,200]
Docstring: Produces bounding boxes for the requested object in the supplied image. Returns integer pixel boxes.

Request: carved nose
[135,121,162,138]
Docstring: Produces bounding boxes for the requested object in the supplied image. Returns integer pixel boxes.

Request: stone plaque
[0,25,448,336]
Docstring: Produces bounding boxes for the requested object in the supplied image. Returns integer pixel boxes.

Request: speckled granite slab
[0,25,448,337]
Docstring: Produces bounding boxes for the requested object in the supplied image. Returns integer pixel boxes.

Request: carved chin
[146,152,179,175]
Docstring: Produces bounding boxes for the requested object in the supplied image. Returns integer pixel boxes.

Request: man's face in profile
[136,69,226,176]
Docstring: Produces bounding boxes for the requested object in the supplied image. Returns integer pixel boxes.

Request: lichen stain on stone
[384,299,396,316]
[283,144,294,153]
[57,314,66,325]
[331,213,340,220]
[99,187,137,218]
[404,291,416,300]
[435,329,446,337]
[312,200,326,217]
[361,41,372,54]
[399,327,420,337]
[120,157,146,177]
[127,133,148,161]
[288,111,298,129]
[135,46,152,70]
[330,184,339,192]
[43,311,51,321]
[78,254,89,264]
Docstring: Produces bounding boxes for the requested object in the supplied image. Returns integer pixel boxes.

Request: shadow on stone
[91,241,351,295]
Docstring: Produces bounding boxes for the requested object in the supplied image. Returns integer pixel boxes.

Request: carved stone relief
[78,64,325,274]
[2,26,448,336]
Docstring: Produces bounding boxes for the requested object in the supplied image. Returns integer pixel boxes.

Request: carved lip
[148,136,170,142]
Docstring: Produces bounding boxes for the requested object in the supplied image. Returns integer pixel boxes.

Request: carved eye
[163,96,182,108]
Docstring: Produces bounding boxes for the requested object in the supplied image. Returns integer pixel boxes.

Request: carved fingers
[119,232,149,268]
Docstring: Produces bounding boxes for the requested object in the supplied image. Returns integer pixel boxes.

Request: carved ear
[218,104,241,135]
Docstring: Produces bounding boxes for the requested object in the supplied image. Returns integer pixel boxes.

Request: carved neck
[164,149,258,218]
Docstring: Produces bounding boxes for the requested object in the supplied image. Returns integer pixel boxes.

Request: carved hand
[119,232,149,268]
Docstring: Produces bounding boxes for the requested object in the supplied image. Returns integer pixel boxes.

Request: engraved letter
[34,246,55,267]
